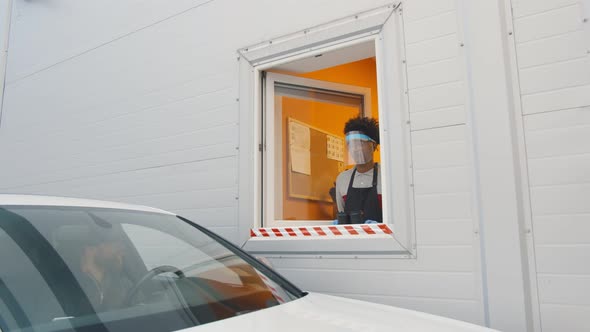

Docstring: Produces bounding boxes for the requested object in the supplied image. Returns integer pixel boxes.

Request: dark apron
[340,163,382,224]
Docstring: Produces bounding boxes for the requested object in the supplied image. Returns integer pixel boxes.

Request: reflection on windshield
[0,207,299,332]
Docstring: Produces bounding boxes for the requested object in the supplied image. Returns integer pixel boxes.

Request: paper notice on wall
[326,135,344,162]
[289,121,311,150]
[290,146,311,175]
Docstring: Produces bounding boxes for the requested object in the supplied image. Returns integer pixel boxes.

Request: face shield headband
[345,133,375,143]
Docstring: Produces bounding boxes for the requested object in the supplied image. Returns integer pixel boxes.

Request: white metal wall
[511,0,590,331]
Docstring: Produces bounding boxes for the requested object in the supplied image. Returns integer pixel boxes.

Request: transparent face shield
[345,131,376,166]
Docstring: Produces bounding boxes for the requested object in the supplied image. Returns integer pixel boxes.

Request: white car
[0,195,496,332]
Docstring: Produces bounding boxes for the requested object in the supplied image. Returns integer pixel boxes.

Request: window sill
[242,224,411,258]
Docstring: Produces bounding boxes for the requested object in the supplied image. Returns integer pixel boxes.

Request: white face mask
[345,131,375,166]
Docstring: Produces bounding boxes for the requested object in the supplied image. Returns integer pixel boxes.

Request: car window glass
[0,206,299,332]
[122,223,242,285]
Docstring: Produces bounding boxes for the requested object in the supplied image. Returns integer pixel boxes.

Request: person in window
[335,116,382,224]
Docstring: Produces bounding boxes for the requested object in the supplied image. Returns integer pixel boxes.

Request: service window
[238,4,415,254]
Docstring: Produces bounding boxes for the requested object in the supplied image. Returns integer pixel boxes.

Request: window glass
[276,85,362,221]
[121,224,242,285]
[0,206,299,332]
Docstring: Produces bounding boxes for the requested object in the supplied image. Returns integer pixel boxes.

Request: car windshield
[0,206,301,332]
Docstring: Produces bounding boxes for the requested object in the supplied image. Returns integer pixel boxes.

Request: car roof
[0,194,174,215]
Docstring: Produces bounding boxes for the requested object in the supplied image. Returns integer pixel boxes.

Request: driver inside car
[54,221,133,314]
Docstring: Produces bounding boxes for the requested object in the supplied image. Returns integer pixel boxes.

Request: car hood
[183,292,496,332]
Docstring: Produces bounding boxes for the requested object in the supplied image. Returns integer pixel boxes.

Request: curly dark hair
[343,116,380,144]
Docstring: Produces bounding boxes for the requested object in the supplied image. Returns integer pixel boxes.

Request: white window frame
[237,3,416,257]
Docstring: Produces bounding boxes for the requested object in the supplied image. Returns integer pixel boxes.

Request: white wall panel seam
[518,54,587,72]
[406,55,458,69]
[416,245,474,249]
[516,31,587,69]
[404,9,456,24]
[410,122,465,132]
[405,32,457,46]
[417,217,473,221]
[108,185,239,200]
[7,124,239,169]
[408,79,462,91]
[15,168,240,196]
[522,82,590,97]
[406,56,459,69]
[0,146,239,187]
[530,181,590,188]
[506,2,547,329]
[321,291,480,302]
[276,267,475,276]
[538,272,590,277]
[415,191,470,198]
[0,152,237,191]
[173,205,239,212]
[522,105,590,117]
[539,302,590,308]
[513,1,581,19]
[518,56,589,72]
[7,105,238,152]
[533,213,590,218]
[409,102,464,114]
[316,292,479,303]
[415,218,474,223]
[9,89,235,140]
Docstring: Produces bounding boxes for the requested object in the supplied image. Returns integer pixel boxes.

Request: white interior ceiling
[272,40,375,74]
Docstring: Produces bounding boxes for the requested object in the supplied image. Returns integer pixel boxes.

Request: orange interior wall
[272,57,380,221]
[297,57,379,121]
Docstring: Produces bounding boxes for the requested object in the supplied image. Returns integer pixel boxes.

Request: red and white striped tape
[250,224,393,238]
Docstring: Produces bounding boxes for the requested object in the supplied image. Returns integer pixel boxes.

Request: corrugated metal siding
[512,0,590,330]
